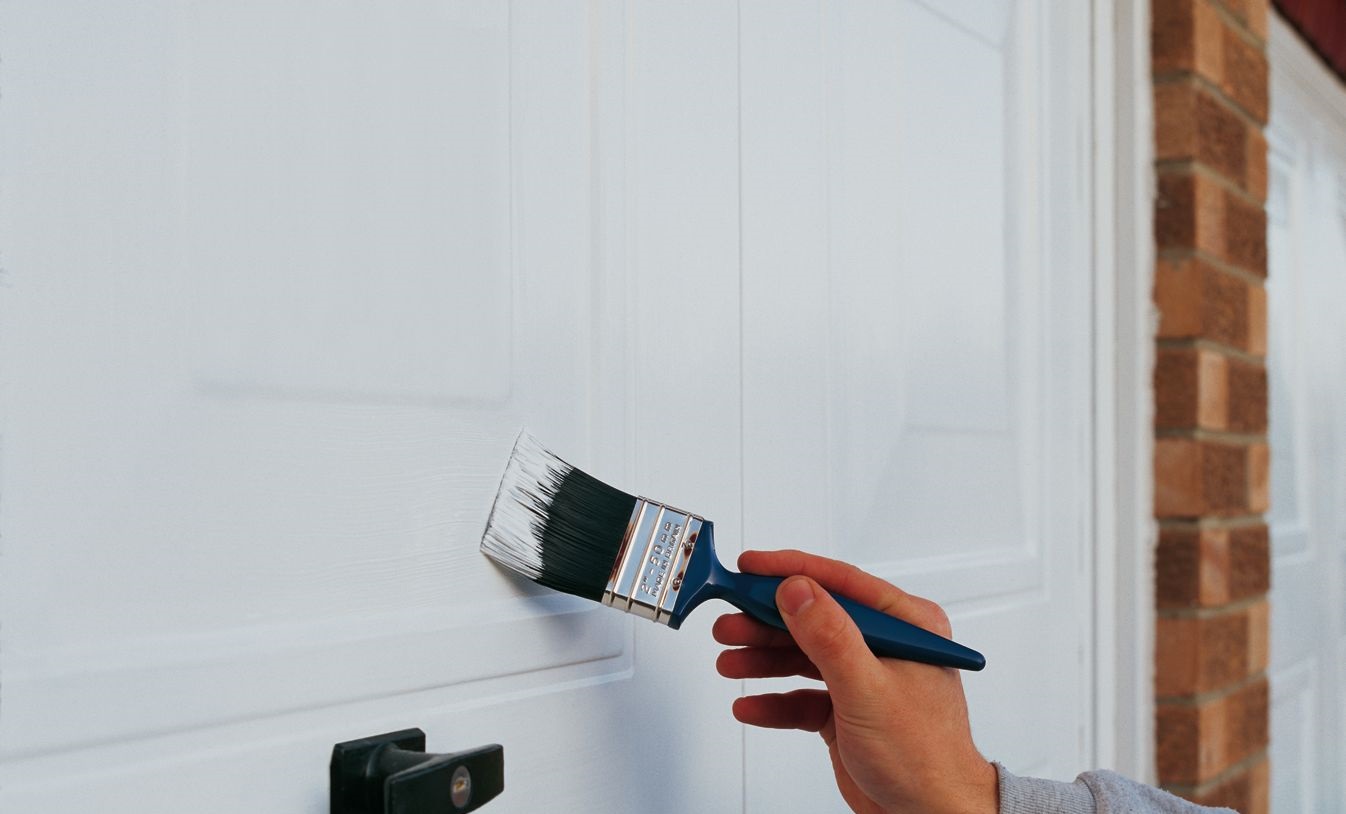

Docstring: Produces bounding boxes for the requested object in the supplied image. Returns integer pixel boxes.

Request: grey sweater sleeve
[995,763,1237,814]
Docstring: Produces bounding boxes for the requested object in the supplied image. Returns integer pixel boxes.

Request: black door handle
[331,728,504,814]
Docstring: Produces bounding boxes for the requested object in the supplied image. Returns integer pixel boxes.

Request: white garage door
[1266,16,1346,813]
[0,2,1098,811]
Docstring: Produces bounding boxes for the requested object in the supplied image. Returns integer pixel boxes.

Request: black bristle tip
[536,466,638,602]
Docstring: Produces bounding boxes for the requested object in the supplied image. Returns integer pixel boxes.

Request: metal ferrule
[601,497,704,626]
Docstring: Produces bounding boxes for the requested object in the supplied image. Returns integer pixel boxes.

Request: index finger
[737,548,944,632]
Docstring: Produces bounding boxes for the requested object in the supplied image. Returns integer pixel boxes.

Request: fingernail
[778,577,815,616]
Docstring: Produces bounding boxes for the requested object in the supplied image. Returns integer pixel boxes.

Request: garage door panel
[742,0,1091,808]
[184,1,514,401]
[745,0,1074,609]
[0,3,752,809]
[826,0,1049,570]
[0,0,640,763]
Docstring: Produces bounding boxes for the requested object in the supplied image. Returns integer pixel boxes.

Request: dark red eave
[1275,0,1346,81]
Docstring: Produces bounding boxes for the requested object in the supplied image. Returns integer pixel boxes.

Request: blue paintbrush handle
[721,570,986,671]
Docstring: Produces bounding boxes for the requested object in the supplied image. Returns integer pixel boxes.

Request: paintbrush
[480,432,985,671]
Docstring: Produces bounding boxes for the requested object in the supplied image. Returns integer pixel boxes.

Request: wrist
[885,757,998,814]
[969,758,999,814]
[940,757,1000,814]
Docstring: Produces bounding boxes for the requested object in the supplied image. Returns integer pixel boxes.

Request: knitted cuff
[994,762,1096,814]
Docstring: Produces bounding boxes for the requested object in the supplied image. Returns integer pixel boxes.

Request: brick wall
[1151,0,1272,810]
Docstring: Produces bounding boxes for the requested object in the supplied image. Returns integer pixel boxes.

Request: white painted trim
[1092,0,1157,782]
[1270,15,1346,136]
[1089,0,1118,773]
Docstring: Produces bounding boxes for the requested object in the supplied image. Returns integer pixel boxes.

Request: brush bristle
[480,432,638,602]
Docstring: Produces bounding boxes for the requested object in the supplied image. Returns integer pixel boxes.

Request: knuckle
[807,611,858,662]
[921,600,953,638]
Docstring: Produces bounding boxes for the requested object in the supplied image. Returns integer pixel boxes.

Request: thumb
[776,576,881,705]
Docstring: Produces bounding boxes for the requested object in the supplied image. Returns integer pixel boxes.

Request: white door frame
[1092,0,1157,782]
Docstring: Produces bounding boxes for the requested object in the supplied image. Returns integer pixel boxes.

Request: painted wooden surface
[739,0,1096,807]
[1266,17,1346,813]
[0,2,742,810]
[1,1,1099,810]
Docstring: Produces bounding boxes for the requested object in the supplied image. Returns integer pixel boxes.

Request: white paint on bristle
[480,431,573,580]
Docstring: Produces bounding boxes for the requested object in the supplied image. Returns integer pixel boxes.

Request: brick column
[1151,0,1271,811]
[1146,0,1270,801]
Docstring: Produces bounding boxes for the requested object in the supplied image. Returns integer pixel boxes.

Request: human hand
[714,549,998,814]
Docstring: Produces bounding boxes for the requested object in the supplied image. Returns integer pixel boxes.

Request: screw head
[451,765,472,808]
